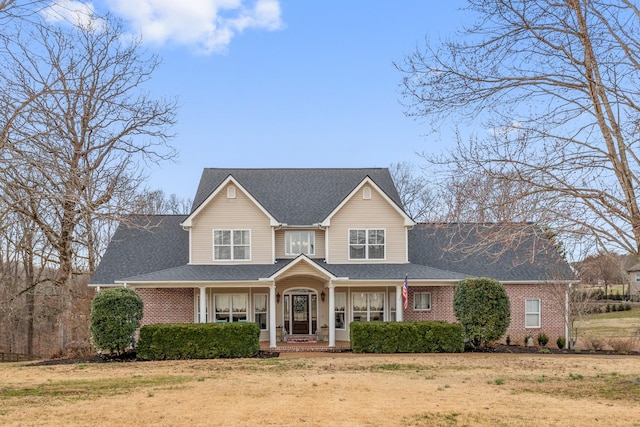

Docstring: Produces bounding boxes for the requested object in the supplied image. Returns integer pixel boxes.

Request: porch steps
[286,334,317,343]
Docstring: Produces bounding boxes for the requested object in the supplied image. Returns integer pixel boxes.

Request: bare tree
[0,11,177,351]
[398,0,640,258]
[133,189,193,215]
[577,251,627,299]
[389,162,435,222]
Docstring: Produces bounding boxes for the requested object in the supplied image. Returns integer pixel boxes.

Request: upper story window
[285,231,315,256]
[636,273,640,283]
[349,229,385,260]
[213,229,250,260]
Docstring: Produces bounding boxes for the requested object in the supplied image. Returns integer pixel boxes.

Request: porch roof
[117,258,467,284]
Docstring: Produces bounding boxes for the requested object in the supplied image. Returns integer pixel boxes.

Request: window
[195,291,209,323]
[253,294,268,330]
[335,292,346,329]
[413,292,431,311]
[214,294,247,323]
[227,185,236,199]
[285,231,315,256]
[352,292,384,322]
[525,298,541,328]
[213,230,250,260]
[349,229,385,260]
[389,291,396,321]
[636,274,640,283]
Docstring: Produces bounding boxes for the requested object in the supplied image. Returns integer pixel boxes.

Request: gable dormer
[321,177,414,264]
[181,176,278,265]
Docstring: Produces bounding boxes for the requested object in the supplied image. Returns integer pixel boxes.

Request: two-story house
[90,168,575,348]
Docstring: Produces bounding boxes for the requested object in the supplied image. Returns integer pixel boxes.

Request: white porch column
[269,283,277,349]
[328,282,336,347]
[396,284,403,322]
[199,287,207,323]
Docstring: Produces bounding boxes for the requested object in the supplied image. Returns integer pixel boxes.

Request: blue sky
[79,1,470,199]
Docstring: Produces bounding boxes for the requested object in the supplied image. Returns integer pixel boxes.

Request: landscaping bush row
[350,321,464,354]
[136,322,260,360]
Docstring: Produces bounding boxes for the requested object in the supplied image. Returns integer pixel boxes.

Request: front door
[292,295,310,334]
[284,291,318,334]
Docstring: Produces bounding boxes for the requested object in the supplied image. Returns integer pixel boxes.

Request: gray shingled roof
[90,215,188,285]
[408,223,576,282]
[314,260,468,281]
[120,261,294,282]
[119,258,467,283]
[191,168,404,225]
[91,170,575,286]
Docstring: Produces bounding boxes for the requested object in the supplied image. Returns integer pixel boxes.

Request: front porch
[260,336,351,353]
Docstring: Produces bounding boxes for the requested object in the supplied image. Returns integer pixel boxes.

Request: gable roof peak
[191,168,403,226]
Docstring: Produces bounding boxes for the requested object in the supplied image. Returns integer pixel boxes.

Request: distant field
[1,353,639,426]
[575,307,640,339]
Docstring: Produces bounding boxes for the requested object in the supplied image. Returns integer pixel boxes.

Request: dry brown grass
[1,353,640,426]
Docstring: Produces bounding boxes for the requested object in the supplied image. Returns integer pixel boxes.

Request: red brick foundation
[403,284,567,345]
[135,288,195,326]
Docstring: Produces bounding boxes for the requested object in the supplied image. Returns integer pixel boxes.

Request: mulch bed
[26,345,637,366]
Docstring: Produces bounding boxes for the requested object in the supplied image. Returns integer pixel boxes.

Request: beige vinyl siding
[327,185,408,263]
[277,261,330,281]
[274,229,325,259]
[190,183,273,264]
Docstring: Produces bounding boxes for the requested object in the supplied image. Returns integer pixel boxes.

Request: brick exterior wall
[135,288,195,326]
[404,284,567,345]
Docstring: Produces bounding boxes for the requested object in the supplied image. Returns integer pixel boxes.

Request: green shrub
[556,336,566,349]
[350,321,464,353]
[136,322,260,360]
[453,277,510,348]
[537,332,549,347]
[90,287,143,355]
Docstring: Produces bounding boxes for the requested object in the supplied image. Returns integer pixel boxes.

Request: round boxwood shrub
[90,287,143,355]
[453,277,510,349]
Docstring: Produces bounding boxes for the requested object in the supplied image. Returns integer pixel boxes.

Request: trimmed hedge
[350,321,464,353]
[90,287,143,355]
[136,322,260,360]
[454,277,510,349]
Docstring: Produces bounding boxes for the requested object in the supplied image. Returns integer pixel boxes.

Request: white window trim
[213,293,248,323]
[194,290,209,323]
[334,292,347,330]
[351,292,385,322]
[413,292,431,311]
[525,298,541,328]
[213,229,251,261]
[284,230,316,256]
[348,228,386,261]
[253,293,268,331]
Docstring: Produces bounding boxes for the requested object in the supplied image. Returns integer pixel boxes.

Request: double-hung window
[352,292,385,322]
[214,294,248,323]
[413,292,431,311]
[335,292,346,329]
[253,294,268,330]
[349,229,385,260]
[285,231,315,256]
[525,298,541,328]
[213,230,250,260]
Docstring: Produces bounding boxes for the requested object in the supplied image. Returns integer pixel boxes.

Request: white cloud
[42,1,105,30]
[105,0,283,54]
[489,120,523,136]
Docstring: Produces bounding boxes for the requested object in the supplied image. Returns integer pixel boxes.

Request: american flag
[402,275,408,310]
